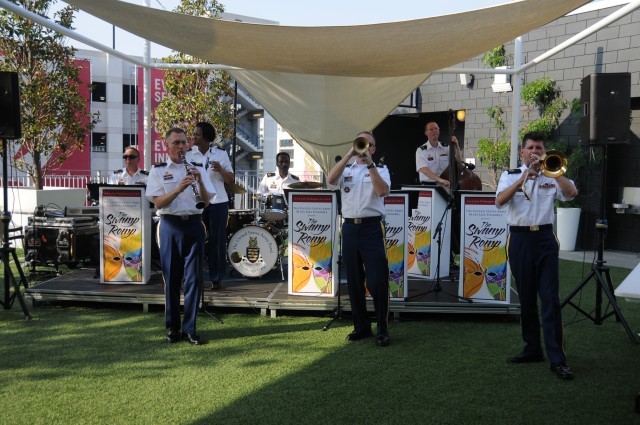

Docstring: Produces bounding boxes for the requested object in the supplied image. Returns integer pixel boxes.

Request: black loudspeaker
[579,73,631,145]
[0,71,22,139]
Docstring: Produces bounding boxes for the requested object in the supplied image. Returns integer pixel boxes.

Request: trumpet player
[328,131,392,347]
[146,127,215,346]
[496,131,577,380]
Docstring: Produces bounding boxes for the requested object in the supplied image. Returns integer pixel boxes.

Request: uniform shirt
[495,165,576,226]
[416,141,449,183]
[185,145,233,204]
[337,163,391,219]
[257,171,299,196]
[107,168,148,185]
[145,160,216,216]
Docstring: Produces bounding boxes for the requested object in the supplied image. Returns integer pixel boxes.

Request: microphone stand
[408,192,471,302]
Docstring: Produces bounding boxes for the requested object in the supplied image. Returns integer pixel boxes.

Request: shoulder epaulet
[140,170,149,175]
[153,162,167,168]
[187,147,194,152]
[191,161,203,167]
[216,146,224,151]
[113,169,123,174]
[420,144,429,150]
[377,164,385,168]
[507,169,522,174]
[290,174,300,180]
[267,172,275,177]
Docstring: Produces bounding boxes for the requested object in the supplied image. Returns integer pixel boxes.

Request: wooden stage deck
[24,265,521,317]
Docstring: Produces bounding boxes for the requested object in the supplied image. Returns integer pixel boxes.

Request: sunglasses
[123,155,138,160]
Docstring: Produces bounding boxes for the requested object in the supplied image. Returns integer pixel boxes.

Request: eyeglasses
[170,141,187,146]
[122,155,138,160]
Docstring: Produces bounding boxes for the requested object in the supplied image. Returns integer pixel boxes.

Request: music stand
[323,189,345,331]
[561,145,637,342]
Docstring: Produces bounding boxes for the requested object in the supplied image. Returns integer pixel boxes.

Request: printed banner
[458,194,510,303]
[99,186,151,284]
[287,192,338,297]
[407,191,433,277]
[384,195,409,300]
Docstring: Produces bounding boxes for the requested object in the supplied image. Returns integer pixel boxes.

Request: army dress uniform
[257,171,299,196]
[496,165,576,367]
[145,160,216,337]
[186,145,234,283]
[337,162,391,339]
[415,141,449,183]
[107,168,149,185]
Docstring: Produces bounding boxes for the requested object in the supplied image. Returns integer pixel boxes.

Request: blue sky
[60,0,513,57]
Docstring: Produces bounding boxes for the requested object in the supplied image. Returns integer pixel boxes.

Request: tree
[154,0,234,145]
[476,105,511,189]
[0,0,99,189]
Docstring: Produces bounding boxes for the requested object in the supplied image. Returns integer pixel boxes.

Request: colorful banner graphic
[407,191,432,277]
[99,187,151,284]
[287,192,338,297]
[384,195,409,300]
[458,195,510,303]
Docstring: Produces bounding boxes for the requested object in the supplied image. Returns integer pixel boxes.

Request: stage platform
[24,265,521,317]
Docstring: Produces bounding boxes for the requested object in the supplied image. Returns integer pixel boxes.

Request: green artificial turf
[1,259,639,424]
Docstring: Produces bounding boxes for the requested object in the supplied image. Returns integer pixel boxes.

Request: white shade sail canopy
[65,0,589,174]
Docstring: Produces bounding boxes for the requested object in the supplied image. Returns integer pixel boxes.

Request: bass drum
[227,224,284,277]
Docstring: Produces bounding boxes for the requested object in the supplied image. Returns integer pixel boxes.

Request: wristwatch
[366,163,376,169]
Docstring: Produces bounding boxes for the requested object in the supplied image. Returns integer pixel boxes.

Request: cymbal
[224,181,247,194]
[287,181,323,189]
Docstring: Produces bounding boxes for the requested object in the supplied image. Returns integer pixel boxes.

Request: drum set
[226,182,322,278]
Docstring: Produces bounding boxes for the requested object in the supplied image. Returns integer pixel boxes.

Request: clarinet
[178,150,206,209]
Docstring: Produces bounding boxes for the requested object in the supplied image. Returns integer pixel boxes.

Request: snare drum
[227,209,255,237]
[260,194,287,221]
[227,224,284,277]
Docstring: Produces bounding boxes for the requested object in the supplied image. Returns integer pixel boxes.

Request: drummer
[256,151,299,197]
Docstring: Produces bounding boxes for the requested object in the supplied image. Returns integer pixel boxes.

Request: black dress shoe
[182,333,204,345]
[346,329,373,341]
[550,363,574,380]
[376,334,390,347]
[166,328,181,344]
[507,352,545,363]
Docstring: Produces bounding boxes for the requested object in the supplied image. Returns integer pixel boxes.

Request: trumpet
[522,150,568,201]
[353,136,369,156]
[178,150,206,209]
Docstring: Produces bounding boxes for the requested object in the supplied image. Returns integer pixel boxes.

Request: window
[91,82,106,102]
[122,134,138,151]
[280,139,294,147]
[91,132,107,152]
[122,84,138,105]
[281,149,294,160]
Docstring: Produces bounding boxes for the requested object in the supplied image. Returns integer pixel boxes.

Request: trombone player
[146,127,215,346]
[496,131,577,379]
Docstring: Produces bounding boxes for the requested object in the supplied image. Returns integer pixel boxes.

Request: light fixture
[456,110,466,122]
[459,73,474,87]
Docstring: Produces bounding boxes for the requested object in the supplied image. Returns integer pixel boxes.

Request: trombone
[522,150,568,201]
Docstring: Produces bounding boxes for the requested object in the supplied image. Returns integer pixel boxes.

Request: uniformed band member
[328,131,392,347]
[108,147,149,185]
[415,121,461,187]
[496,131,578,379]
[145,127,215,345]
[256,151,299,196]
[186,122,234,290]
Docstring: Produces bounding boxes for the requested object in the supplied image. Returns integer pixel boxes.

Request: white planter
[556,207,581,251]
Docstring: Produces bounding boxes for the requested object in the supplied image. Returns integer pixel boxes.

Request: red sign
[137,67,169,165]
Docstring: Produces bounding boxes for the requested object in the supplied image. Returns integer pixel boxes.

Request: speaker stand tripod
[1,138,31,319]
[560,144,637,342]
